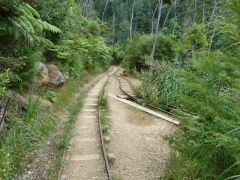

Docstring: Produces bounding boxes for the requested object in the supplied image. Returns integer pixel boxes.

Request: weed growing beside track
[0,68,105,179]
[98,89,110,135]
[0,89,57,179]
[54,95,84,177]
[48,68,105,178]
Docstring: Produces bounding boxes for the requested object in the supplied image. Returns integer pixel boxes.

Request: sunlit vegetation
[1,0,240,179]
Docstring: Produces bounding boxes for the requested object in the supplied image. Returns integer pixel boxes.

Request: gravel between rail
[59,68,117,180]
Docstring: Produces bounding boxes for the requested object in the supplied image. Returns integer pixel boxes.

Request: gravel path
[105,69,177,180]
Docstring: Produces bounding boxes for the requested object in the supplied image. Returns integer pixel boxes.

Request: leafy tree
[183,24,208,51]
[0,0,61,89]
[123,33,175,70]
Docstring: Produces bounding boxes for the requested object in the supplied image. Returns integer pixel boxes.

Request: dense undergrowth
[121,0,240,179]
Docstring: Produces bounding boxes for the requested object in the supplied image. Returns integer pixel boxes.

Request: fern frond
[19,16,35,34]
[37,19,62,34]
[23,3,40,18]
[33,35,53,46]
[10,20,33,47]
[1,2,60,47]
[17,17,31,34]
[20,5,34,19]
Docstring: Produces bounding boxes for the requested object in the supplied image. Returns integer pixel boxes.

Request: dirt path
[59,68,117,180]
[105,69,177,179]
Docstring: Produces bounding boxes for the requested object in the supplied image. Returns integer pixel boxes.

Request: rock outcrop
[36,62,65,89]
[47,64,65,88]
[36,62,49,88]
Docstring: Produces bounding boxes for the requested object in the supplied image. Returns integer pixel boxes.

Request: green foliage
[0,90,56,179]
[228,0,240,19]
[134,5,240,177]
[98,89,109,109]
[183,24,208,51]
[0,50,44,90]
[0,0,61,90]
[0,70,10,98]
[122,33,176,70]
[50,37,112,77]
[42,90,57,103]
[0,0,61,47]
[178,51,240,120]
[163,51,240,179]
[112,42,125,65]
[98,89,110,134]
[138,61,185,108]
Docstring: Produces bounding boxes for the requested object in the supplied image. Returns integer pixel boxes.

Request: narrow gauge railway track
[59,68,117,180]
[111,69,184,125]
[119,76,192,115]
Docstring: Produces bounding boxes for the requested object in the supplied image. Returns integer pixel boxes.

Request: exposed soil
[105,69,177,180]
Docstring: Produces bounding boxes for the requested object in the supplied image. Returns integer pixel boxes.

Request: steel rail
[57,70,112,180]
[113,73,177,117]
[113,69,194,118]
[97,74,113,180]
[98,107,112,180]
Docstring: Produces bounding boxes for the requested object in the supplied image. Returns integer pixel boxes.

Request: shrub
[122,33,176,70]
[0,70,10,98]
[164,51,240,179]
[112,43,125,65]
[42,90,57,103]
[183,24,208,51]
[138,61,185,108]
[49,36,112,77]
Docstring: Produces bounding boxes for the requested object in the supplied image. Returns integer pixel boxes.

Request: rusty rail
[114,74,177,117]
[113,69,194,118]
[98,107,112,180]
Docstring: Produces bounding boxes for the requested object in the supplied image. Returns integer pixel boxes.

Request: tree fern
[23,3,40,18]
[37,19,62,34]
[0,1,62,47]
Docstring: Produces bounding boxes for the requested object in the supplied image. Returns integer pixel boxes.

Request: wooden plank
[108,93,180,125]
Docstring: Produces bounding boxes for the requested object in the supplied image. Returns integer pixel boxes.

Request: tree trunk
[112,13,115,47]
[130,0,136,42]
[102,0,109,21]
[135,11,138,33]
[202,0,205,23]
[151,0,163,60]
[172,0,178,35]
[148,0,153,14]
[206,0,219,35]
[208,25,217,51]
[209,4,225,51]
[151,3,158,34]
[162,0,176,29]
[192,0,197,26]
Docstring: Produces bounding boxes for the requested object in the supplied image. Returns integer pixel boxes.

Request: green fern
[23,3,40,18]
[0,1,62,47]
[37,19,62,34]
